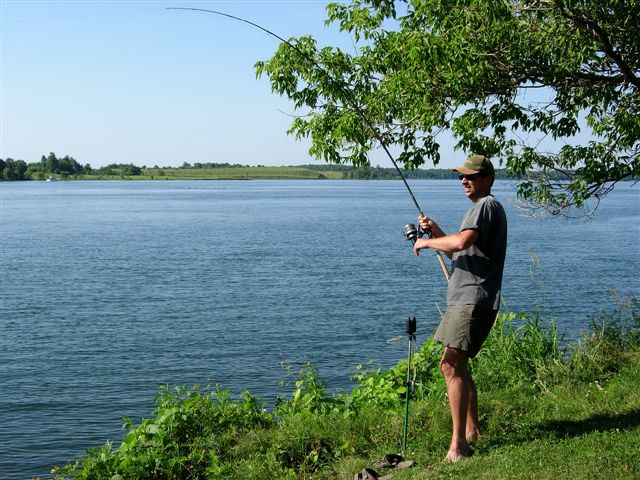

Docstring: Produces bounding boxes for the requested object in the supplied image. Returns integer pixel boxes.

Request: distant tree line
[0,155,268,180]
[1,152,573,182]
[98,163,142,176]
[179,162,247,169]
[0,153,144,180]
[0,158,29,180]
[299,164,513,180]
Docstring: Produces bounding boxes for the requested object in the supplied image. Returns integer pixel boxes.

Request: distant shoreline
[6,164,517,182]
[4,154,596,182]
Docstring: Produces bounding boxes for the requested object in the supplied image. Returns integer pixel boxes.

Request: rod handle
[417,211,450,281]
[435,251,451,281]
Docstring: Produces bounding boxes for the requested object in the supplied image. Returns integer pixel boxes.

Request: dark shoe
[354,467,380,479]
[373,453,404,469]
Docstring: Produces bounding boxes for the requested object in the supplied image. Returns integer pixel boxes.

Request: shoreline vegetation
[45,296,639,480]
[3,153,634,183]
[2,152,519,181]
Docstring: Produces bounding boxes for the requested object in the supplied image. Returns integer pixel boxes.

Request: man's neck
[470,191,491,203]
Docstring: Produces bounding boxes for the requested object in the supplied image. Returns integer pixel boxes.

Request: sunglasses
[458,173,484,181]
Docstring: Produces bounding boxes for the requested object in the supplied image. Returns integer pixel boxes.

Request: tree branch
[556,1,640,88]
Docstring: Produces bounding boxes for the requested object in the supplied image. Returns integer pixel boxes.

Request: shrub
[274,363,343,416]
[348,337,444,409]
[61,385,273,479]
[471,312,566,391]
[55,300,639,479]
[569,294,640,379]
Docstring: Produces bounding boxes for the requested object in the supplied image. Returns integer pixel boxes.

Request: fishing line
[166,7,423,213]
[167,7,450,280]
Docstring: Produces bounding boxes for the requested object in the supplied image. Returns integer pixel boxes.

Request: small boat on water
[46,176,57,182]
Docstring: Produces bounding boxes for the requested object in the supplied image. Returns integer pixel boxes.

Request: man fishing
[413,154,507,463]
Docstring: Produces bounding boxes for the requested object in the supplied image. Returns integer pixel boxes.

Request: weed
[50,299,639,480]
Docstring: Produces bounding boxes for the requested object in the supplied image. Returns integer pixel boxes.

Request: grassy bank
[137,166,344,180]
[73,166,345,181]
[50,298,639,480]
[36,165,511,181]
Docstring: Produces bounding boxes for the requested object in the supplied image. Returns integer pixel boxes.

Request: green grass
[49,297,640,480]
[76,166,345,180]
[396,360,640,480]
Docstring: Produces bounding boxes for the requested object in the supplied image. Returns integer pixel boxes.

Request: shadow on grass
[481,408,640,450]
[537,408,640,439]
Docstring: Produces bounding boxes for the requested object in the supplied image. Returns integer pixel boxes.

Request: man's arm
[413,229,479,257]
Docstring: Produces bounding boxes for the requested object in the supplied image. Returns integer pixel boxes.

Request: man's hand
[413,237,430,256]
[419,213,447,238]
[418,213,432,233]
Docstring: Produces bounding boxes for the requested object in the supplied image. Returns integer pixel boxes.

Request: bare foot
[466,429,481,442]
[444,444,472,463]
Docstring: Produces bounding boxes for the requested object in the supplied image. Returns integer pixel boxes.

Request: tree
[57,155,83,176]
[2,158,28,180]
[121,163,141,176]
[256,0,639,215]
[43,152,60,174]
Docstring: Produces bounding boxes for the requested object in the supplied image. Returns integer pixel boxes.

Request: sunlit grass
[78,166,345,180]
[49,296,640,480]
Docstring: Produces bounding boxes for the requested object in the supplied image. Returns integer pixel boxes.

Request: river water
[1,180,638,479]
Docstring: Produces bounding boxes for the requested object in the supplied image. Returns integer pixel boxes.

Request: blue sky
[2,0,461,169]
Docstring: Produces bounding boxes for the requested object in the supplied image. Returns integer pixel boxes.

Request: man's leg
[440,347,473,462]
[464,371,481,441]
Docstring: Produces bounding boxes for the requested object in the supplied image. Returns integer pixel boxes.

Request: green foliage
[0,152,612,182]
[570,293,640,378]
[1,158,28,180]
[36,152,84,177]
[53,300,639,479]
[60,385,273,479]
[94,163,142,176]
[587,293,640,350]
[257,0,640,215]
[274,363,343,416]
[1,152,88,180]
[471,312,566,391]
[138,165,341,180]
[348,337,444,408]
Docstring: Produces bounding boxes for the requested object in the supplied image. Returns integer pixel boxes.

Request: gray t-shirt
[446,195,507,309]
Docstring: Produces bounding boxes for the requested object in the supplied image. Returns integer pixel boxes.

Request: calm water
[1,180,638,479]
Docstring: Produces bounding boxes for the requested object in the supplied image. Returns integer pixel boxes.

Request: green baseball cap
[453,155,495,176]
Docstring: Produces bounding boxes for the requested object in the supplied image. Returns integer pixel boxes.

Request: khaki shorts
[434,304,498,358]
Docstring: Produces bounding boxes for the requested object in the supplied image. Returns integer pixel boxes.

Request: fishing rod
[166,7,450,280]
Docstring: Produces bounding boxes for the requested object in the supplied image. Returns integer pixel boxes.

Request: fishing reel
[402,223,431,245]
[403,220,451,280]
